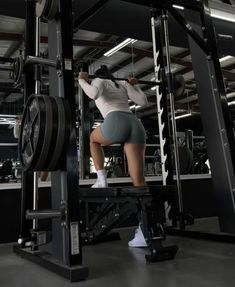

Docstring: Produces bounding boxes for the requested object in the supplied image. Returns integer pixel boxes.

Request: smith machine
[13,0,179,282]
[12,0,235,282]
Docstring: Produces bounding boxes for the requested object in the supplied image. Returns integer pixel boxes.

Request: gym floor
[0,226,235,287]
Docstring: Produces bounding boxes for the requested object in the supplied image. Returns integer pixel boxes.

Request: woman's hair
[94,65,119,88]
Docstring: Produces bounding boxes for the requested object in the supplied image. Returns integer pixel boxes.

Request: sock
[92,169,108,188]
[97,169,107,180]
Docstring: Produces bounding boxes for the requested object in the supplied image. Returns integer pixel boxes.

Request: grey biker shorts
[100,111,146,144]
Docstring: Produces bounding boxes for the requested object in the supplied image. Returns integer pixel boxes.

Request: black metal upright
[19,0,36,243]
[151,10,174,187]
[47,0,84,267]
[78,62,92,179]
[14,0,88,282]
[180,0,235,233]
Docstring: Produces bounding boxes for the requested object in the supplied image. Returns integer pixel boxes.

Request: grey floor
[1,226,235,287]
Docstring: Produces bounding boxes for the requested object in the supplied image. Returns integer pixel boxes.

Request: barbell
[82,73,185,98]
[10,55,185,97]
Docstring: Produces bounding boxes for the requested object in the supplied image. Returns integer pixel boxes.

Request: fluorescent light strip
[173,3,235,24]
[0,114,17,118]
[211,9,235,23]
[0,121,16,125]
[172,5,184,10]
[219,55,233,62]
[104,38,137,57]
[228,101,235,106]
[175,113,192,120]
[130,105,141,110]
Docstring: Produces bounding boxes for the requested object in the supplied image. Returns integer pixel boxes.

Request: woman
[79,65,148,247]
[79,65,148,187]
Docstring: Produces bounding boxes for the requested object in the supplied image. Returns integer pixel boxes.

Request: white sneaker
[91,181,108,188]
[128,226,147,248]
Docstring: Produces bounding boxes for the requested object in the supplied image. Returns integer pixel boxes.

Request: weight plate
[45,0,59,21]
[173,74,185,98]
[41,96,59,171]
[19,95,47,170]
[47,97,71,170]
[36,0,51,19]
[33,95,54,171]
[12,56,23,86]
[178,146,193,174]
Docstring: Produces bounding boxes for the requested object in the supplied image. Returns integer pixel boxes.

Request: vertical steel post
[19,0,36,243]
[161,10,183,215]
[33,16,41,231]
[185,0,235,233]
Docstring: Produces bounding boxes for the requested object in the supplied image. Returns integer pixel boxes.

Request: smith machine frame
[14,0,235,282]
[120,0,235,235]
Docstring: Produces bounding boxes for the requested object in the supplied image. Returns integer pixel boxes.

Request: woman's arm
[126,78,148,106]
[78,73,104,100]
[13,120,21,139]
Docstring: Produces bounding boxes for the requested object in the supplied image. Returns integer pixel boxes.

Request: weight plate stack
[19,95,48,170]
[46,96,71,171]
[19,95,71,171]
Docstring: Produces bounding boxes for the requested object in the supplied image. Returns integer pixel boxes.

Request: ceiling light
[0,121,16,125]
[172,5,184,10]
[173,2,235,24]
[219,55,233,62]
[210,9,235,23]
[130,104,141,110]
[104,38,137,57]
[0,114,17,118]
[92,122,101,129]
[175,113,192,120]
[228,101,235,106]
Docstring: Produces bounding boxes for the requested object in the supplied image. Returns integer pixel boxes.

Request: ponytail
[94,65,119,88]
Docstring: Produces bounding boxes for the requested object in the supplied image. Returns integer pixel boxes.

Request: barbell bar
[10,55,185,96]
[25,55,59,68]
[87,74,163,87]
[82,74,185,97]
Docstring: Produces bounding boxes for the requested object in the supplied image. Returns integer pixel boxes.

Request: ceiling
[0,0,235,135]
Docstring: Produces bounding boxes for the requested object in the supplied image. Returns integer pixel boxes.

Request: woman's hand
[79,72,89,81]
[128,77,138,86]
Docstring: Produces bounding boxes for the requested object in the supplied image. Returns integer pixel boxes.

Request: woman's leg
[90,127,111,170]
[124,143,146,186]
[90,127,111,187]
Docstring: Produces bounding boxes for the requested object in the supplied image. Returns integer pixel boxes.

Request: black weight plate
[178,146,193,174]
[55,98,72,170]
[173,74,185,98]
[33,95,54,171]
[15,56,23,86]
[12,58,18,82]
[41,96,59,171]
[45,0,59,20]
[11,56,23,86]
[19,95,47,170]
[46,97,68,170]
[36,0,51,19]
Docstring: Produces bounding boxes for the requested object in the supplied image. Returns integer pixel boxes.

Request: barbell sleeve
[25,56,59,68]
[26,209,62,220]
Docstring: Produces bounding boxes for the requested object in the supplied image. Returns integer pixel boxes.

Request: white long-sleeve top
[13,121,21,139]
[79,78,148,118]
